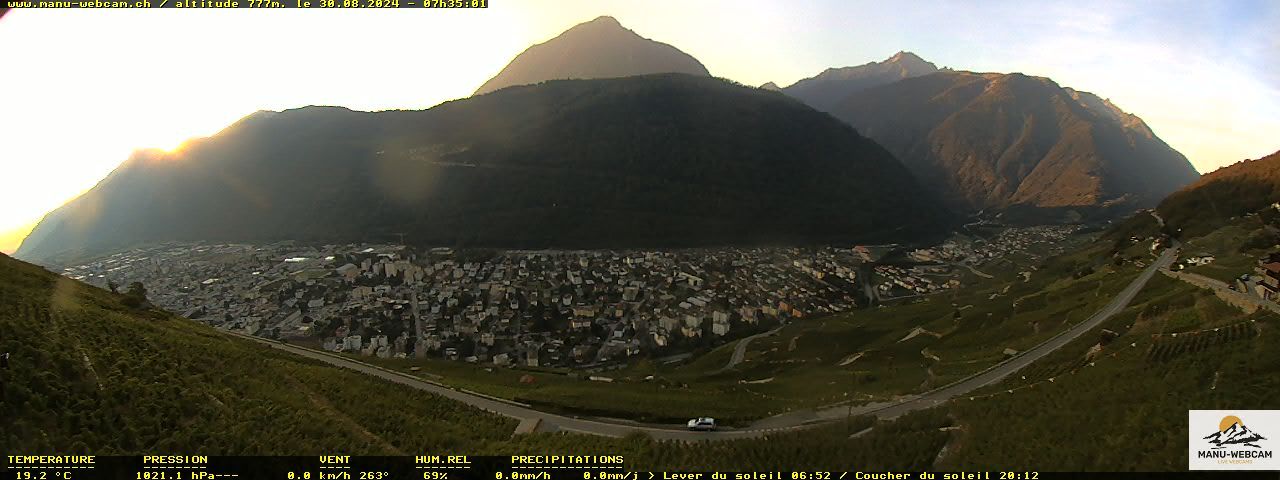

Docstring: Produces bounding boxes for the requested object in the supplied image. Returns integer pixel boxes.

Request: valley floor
[317,232,1145,426]
[5,220,1278,470]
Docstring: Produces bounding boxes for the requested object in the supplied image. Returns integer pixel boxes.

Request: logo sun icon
[1220,415,1244,432]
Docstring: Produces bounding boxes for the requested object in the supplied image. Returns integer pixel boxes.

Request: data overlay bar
[2,457,1277,480]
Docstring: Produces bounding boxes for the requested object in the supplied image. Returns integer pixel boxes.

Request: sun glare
[154,137,190,154]
[0,221,37,255]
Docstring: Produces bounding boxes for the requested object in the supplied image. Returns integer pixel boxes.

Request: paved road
[806,243,1179,422]
[222,246,1177,441]
[228,331,748,440]
[956,262,994,279]
[712,325,785,374]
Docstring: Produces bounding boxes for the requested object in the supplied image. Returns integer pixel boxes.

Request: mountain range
[474,16,710,95]
[17,16,1207,262]
[825,69,1200,212]
[473,19,1199,215]
[782,51,941,112]
[15,74,949,264]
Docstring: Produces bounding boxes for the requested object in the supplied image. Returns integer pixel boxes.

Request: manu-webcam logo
[1190,410,1279,470]
[1205,415,1267,449]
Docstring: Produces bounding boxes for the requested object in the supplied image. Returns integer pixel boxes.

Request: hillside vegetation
[1158,149,1280,238]
[501,263,1280,471]
[0,252,517,453]
[942,274,1279,469]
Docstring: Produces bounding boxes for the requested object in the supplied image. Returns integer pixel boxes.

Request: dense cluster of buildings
[59,226,1081,368]
[908,226,1080,264]
[887,225,1081,297]
[64,245,866,367]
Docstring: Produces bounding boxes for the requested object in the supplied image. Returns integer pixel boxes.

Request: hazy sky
[2,0,1278,253]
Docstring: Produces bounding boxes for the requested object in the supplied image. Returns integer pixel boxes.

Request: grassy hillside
[1175,220,1278,283]
[496,264,1280,471]
[941,273,1279,469]
[6,214,1276,471]
[1159,149,1280,238]
[0,252,518,453]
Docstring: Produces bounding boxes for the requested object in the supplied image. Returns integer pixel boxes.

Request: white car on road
[686,417,716,431]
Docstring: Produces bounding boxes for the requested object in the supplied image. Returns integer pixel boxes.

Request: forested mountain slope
[17,74,951,264]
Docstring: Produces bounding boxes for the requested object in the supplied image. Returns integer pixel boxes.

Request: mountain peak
[586,15,622,27]
[566,15,628,35]
[884,51,938,76]
[887,51,923,62]
[781,51,939,111]
[473,15,709,95]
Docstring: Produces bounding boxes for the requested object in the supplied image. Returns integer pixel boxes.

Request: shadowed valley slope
[17,75,951,264]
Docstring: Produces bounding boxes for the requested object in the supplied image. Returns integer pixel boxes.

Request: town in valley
[61,226,1081,369]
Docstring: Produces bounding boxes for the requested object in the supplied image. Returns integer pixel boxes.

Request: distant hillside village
[59,226,1078,369]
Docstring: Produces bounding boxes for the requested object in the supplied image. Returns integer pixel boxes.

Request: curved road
[956,262,994,279]
[810,242,1178,422]
[225,246,1176,441]
[712,325,785,374]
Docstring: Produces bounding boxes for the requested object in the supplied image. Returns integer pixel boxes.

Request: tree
[122,282,148,308]
[107,280,119,294]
